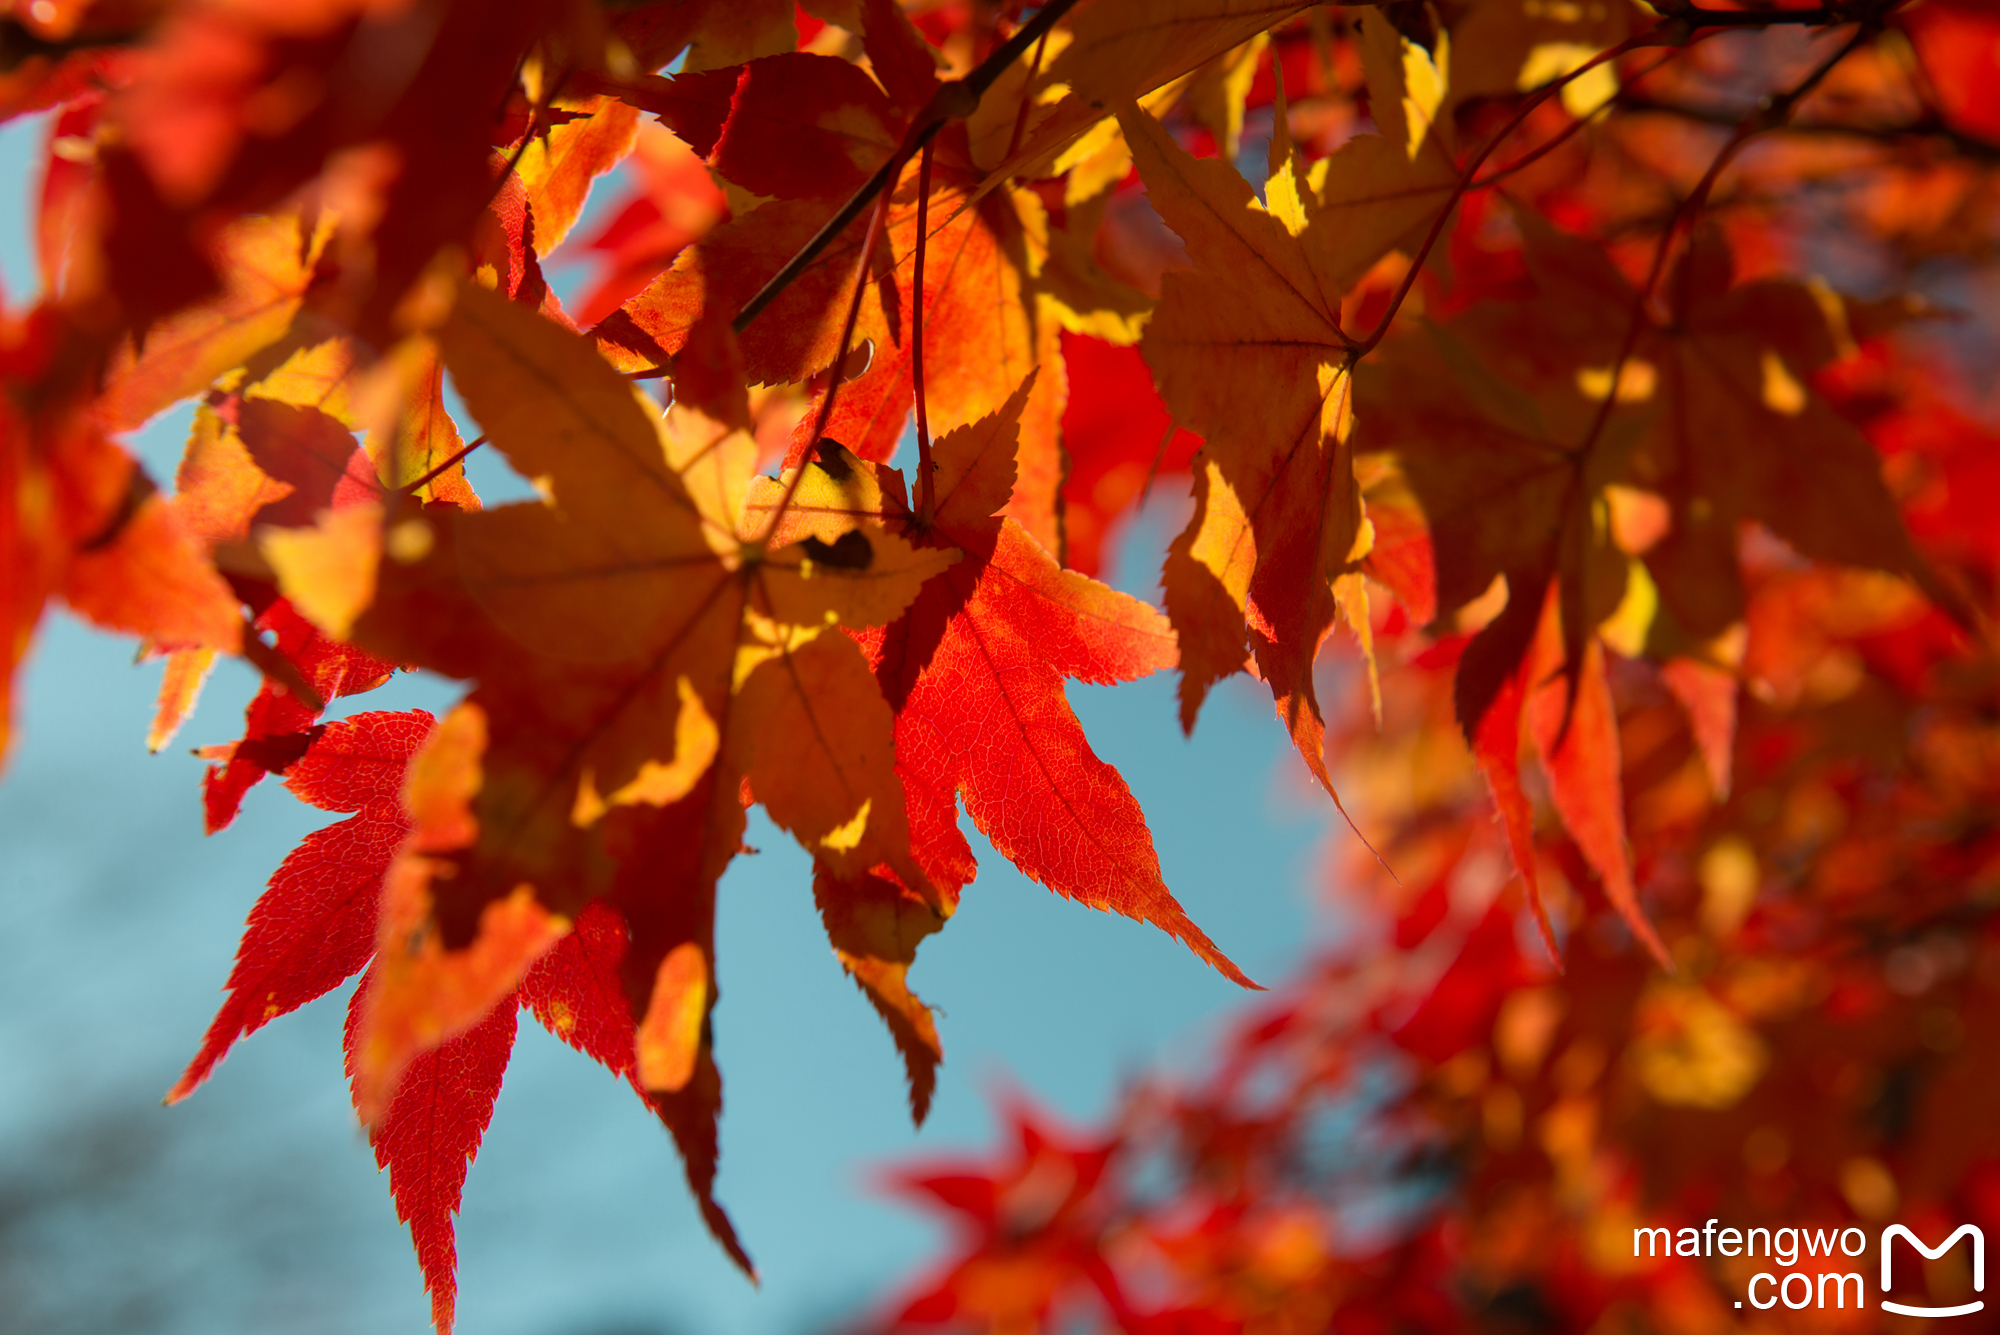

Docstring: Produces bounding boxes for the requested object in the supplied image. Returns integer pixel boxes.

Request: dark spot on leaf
[814,440,853,477]
[233,725,326,776]
[802,530,873,570]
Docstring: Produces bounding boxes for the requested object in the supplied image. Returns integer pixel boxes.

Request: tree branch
[1352,29,1663,357]
[1619,93,2000,164]
[1648,1,1878,27]
[1354,2,1910,358]
[1573,18,1882,468]
[731,0,1084,336]
[399,435,488,498]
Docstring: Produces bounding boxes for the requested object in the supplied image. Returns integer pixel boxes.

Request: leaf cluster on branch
[1,0,1996,1330]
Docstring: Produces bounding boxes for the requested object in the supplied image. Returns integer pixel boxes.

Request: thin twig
[1538,17,1882,749]
[239,611,325,712]
[752,190,892,551]
[398,434,487,497]
[912,140,937,519]
[1574,18,1882,468]
[1004,26,1052,164]
[1351,30,1661,358]
[731,0,1085,336]
[1470,49,1686,190]
[1650,1,1871,27]
[1617,93,2000,163]
[1137,420,1179,507]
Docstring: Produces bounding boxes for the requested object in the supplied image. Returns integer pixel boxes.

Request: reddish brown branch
[398,435,488,497]
[1351,31,1660,358]
[750,190,892,550]
[1574,17,1880,466]
[1003,26,1052,165]
[912,141,937,519]
[731,0,1084,335]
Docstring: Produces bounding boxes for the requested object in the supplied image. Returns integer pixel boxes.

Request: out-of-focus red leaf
[1058,332,1199,578]
[1903,0,2000,142]
[644,52,900,201]
[565,123,728,327]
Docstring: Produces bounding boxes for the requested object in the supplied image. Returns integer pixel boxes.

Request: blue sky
[0,114,1339,1334]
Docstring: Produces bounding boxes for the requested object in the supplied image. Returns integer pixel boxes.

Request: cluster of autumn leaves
[2,0,1997,1330]
[867,3,2000,1332]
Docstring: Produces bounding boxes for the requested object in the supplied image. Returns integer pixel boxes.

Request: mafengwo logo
[1634,1221,1985,1316]
[1882,1226,1985,1319]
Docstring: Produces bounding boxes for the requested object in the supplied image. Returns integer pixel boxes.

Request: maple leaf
[152,331,476,759]
[345,979,517,1335]
[1353,316,1666,958]
[1443,0,1637,119]
[1121,90,1451,795]
[1056,333,1200,579]
[1439,220,1955,660]
[236,716,636,1335]
[48,434,243,643]
[0,15,122,124]
[184,692,753,1326]
[14,4,2000,1330]
[1049,0,1317,110]
[518,900,640,1075]
[348,701,569,1128]
[976,0,1322,189]
[164,336,464,533]
[749,377,1253,989]
[167,368,410,818]
[1350,216,1960,962]
[95,213,332,433]
[1477,590,1670,965]
[673,0,801,73]
[514,90,642,255]
[87,0,606,344]
[1,317,242,765]
[516,889,764,1273]
[1899,0,2000,143]
[178,708,615,1330]
[1354,323,1620,712]
[199,598,396,830]
[641,50,908,202]
[883,1102,1128,1332]
[351,282,952,1244]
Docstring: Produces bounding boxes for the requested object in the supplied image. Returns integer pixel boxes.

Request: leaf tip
[162,1075,197,1106]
